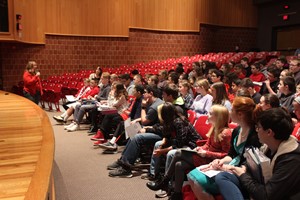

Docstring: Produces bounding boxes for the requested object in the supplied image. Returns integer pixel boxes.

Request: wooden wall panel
[130,0,201,31]
[130,0,257,31]
[45,0,130,36]
[1,0,257,43]
[13,0,45,43]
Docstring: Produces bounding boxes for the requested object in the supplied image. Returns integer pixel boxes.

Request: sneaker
[53,115,64,122]
[102,149,118,154]
[109,167,133,178]
[90,130,105,141]
[141,173,157,181]
[67,123,79,132]
[155,190,168,198]
[98,141,117,150]
[64,122,75,130]
[93,140,107,146]
[107,161,121,170]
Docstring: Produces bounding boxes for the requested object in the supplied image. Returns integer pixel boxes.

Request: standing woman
[23,61,42,104]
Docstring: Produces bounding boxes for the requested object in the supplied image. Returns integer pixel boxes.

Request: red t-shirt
[292,122,300,141]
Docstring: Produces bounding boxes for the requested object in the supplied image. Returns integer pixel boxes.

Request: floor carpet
[47,110,161,200]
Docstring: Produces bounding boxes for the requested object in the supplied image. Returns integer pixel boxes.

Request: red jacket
[81,86,99,99]
[23,71,40,95]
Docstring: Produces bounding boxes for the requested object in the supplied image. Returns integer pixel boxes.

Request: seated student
[55,79,99,125]
[215,108,300,200]
[146,105,232,200]
[278,76,296,116]
[157,69,168,90]
[86,72,112,133]
[289,59,300,85]
[89,82,129,143]
[292,96,300,141]
[144,102,200,181]
[64,73,110,132]
[187,97,261,200]
[190,79,213,118]
[240,78,262,104]
[107,85,164,177]
[53,78,91,123]
[178,80,194,110]
[260,65,280,95]
[234,64,246,80]
[241,57,251,77]
[89,66,102,86]
[98,84,144,152]
[259,93,280,111]
[147,74,162,99]
[229,78,241,102]
[210,69,224,84]
[249,63,265,92]
[168,72,180,85]
[210,82,232,111]
[275,57,288,71]
[119,74,134,95]
[161,83,187,116]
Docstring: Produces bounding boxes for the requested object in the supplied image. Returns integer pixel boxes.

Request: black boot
[169,192,182,200]
[146,176,170,191]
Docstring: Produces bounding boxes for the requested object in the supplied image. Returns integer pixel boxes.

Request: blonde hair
[101,72,110,79]
[179,80,191,90]
[196,79,210,91]
[206,105,229,142]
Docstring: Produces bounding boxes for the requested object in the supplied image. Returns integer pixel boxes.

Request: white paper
[124,118,142,139]
[196,164,222,178]
[66,95,77,102]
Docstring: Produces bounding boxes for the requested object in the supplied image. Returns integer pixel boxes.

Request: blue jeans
[149,140,177,176]
[120,133,162,166]
[74,104,96,124]
[215,172,244,200]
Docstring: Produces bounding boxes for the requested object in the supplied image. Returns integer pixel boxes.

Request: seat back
[193,115,211,140]
[187,110,196,125]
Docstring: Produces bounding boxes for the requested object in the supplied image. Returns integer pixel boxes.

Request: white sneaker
[67,123,79,132]
[64,122,75,130]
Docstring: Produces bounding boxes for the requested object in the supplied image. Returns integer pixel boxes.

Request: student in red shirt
[23,61,42,104]
[234,64,246,80]
[249,63,265,92]
[292,97,300,141]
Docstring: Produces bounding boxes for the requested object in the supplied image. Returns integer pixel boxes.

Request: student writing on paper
[215,108,300,200]
[187,97,261,200]
[146,105,231,200]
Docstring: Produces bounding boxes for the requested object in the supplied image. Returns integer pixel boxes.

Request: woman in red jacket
[23,61,42,104]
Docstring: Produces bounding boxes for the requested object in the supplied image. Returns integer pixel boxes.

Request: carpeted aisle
[48,110,159,200]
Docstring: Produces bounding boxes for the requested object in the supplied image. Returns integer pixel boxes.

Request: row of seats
[12,51,285,112]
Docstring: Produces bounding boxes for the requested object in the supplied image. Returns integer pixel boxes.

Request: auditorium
[1,0,300,199]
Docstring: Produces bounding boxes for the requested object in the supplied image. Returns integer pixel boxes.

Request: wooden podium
[0,91,55,200]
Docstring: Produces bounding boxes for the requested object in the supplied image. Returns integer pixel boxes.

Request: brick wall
[0,25,257,91]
